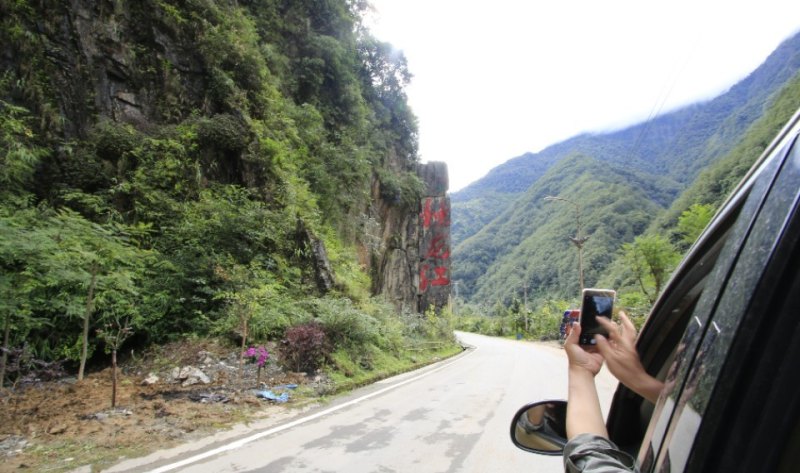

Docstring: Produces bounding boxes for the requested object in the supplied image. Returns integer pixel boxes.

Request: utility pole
[544,196,589,291]
[452,280,459,315]
[522,281,528,332]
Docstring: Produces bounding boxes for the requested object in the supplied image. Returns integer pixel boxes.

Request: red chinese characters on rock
[422,197,450,229]
[419,197,450,295]
[425,235,450,260]
[419,264,449,293]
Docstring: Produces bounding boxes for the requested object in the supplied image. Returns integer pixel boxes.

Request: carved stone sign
[417,162,451,314]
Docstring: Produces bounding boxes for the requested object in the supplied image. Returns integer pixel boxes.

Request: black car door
[662,121,800,473]
[605,109,800,473]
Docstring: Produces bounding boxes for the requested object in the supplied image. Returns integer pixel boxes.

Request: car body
[512,106,800,473]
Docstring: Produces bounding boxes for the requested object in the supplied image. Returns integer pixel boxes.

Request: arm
[564,322,608,439]
[595,311,664,403]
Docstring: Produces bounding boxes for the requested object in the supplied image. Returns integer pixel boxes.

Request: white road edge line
[149,346,476,473]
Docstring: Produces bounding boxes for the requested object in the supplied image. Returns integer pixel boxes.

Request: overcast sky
[366,1,800,192]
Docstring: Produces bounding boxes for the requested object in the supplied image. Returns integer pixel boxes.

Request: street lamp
[544,196,589,291]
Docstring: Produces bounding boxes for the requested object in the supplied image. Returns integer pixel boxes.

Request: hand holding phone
[579,288,616,345]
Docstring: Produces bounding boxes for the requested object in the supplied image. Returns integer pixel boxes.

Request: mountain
[648,71,800,235]
[456,154,664,303]
[452,31,800,248]
[453,31,800,305]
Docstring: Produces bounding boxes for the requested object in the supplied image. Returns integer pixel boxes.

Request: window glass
[656,135,799,472]
[610,175,742,458]
[631,202,738,469]
[777,414,800,473]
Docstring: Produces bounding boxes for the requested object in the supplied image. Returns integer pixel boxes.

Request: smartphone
[579,288,616,345]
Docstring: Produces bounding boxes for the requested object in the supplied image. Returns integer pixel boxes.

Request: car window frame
[604,203,736,453]
[606,108,800,472]
[679,129,800,473]
[649,117,800,472]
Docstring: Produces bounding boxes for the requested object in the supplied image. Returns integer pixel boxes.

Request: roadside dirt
[0,339,328,472]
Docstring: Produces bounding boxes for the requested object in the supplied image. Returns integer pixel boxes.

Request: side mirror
[510,400,568,455]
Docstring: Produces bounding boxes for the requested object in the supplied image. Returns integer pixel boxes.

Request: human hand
[564,322,609,439]
[595,311,663,402]
[564,321,604,377]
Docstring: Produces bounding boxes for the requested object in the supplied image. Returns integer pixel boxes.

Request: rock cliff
[1,1,450,313]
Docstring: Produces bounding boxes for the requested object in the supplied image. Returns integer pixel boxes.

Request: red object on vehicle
[561,309,580,338]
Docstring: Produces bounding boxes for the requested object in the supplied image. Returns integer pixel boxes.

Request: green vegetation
[456,153,663,305]
[3,0,799,390]
[0,1,456,388]
[453,68,800,334]
[453,298,568,341]
[650,72,800,236]
[453,31,800,231]
[326,306,460,392]
[619,234,680,304]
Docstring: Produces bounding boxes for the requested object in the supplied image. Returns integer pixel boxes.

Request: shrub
[420,306,455,341]
[2,344,66,388]
[249,294,312,341]
[197,114,250,152]
[311,297,379,348]
[376,169,425,209]
[362,298,405,353]
[280,322,329,373]
[91,120,141,163]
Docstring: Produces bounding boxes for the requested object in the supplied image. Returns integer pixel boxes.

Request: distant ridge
[451,30,800,305]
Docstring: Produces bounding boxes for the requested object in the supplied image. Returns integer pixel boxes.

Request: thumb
[566,321,580,345]
[594,333,612,356]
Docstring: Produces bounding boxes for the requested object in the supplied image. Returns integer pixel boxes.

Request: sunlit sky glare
[365,1,800,192]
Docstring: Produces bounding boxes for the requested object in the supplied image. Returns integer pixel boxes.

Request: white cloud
[367,0,800,191]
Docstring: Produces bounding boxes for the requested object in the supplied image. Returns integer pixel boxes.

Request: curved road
[107,332,616,473]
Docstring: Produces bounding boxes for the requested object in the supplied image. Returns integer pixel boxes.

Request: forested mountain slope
[452,31,800,248]
[596,72,800,294]
[455,154,664,303]
[648,72,800,237]
[0,0,441,377]
[454,37,800,306]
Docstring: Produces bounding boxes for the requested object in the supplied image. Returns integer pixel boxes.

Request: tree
[96,315,134,407]
[508,298,529,336]
[0,209,55,386]
[42,209,148,381]
[530,299,570,341]
[0,99,48,198]
[621,234,679,304]
[0,100,51,385]
[213,260,280,388]
[677,203,715,247]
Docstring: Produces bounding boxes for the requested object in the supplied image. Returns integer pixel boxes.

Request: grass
[325,342,464,394]
[13,440,147,473]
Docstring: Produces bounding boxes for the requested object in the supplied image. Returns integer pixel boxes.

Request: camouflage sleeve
[563,434,637,473]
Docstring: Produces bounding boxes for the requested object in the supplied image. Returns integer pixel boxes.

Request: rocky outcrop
[369,162,451,314]
[417,163,451,314]
[3,2,450,314]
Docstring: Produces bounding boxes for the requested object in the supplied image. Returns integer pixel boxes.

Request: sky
[365,1,800,192]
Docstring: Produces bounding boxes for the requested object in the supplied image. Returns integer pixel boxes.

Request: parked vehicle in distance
[559,309,580,341]
[510,106,800,473]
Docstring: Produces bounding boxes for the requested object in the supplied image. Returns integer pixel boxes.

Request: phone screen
[579,290,615,345]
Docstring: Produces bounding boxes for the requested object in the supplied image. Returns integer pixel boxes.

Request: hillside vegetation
[0,1,456,389]
[452,32,800,249]
[453,38,800,336]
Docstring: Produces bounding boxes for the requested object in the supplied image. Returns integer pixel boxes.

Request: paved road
[107,332,616,473]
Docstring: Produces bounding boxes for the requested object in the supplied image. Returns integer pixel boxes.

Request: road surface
[106,332,617,473]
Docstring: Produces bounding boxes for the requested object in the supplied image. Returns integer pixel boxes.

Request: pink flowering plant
[244,346,269,366]
[243,345,269,386]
